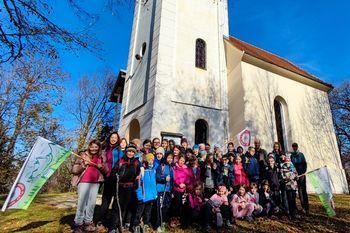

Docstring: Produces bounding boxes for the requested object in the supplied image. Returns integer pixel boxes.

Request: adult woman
[97,132,121,229]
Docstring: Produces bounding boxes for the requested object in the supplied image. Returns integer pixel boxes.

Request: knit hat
[155,147,165,155]
[214,144,220,149]
[193,144,199,150]
[181,137,188,144]
[146,153,155,161]
[125,144,137,153]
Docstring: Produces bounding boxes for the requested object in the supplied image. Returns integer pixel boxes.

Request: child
[155,154,174,232]
[259,180,279,217]
[154,147,165,169]
[281,154,298,219]
[231,185,254,222]
[71,140,107,233]
[233,155,250,188]
[201,153,219,199]
[110,144,141,232]
[203,185,232,231]
[243,146,260,184]
[187,183,204,226]
[263,155,282,207]
[133,153,158,233]
[171,154,190,227]
[187,155,201,192]
[248,183,263,217]
[217,155,234,192]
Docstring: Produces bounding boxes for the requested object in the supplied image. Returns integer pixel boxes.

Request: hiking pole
[115,174,124,233]
[160,181,168,231]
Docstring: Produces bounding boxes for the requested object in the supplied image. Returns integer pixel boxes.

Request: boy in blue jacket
[155,153,174,232]
[243,146,260,184]
[133,153,158,233]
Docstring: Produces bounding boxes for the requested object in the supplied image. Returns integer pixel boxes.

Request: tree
[70,71,115,151]
[0,52,67,193]
[329,81,350,156]
[0,0,132,63]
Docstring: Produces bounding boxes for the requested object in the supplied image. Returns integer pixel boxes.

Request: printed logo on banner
[239,129,251,147]
[8,183,26,207]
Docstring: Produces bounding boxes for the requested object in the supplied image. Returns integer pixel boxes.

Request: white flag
[236,128,251,151]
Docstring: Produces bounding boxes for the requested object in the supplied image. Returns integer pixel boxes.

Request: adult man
[254,139,267,181]
[291,143,309,214]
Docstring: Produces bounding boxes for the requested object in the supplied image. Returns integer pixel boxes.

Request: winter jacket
[243,153,260,183]
[188,193,204,211]
[135,166,157,202]
[173,163,191,192]
[280,162,298,191]
[71,153,107,186]
[234,162,250,187]
[102,146,123,177]
[217,163,234,189]
[188,166,201,191]
[156,162,173,193]
[113,155,141,188]
[291,151,307,175]
[271,150,283,166]
[263,165,281,191]
[200,162,219,188]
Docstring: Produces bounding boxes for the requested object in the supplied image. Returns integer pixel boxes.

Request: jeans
[74,182,99,225]
[297,177,309,211]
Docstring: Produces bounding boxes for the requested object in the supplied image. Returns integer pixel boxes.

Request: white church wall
[241,61,348,193]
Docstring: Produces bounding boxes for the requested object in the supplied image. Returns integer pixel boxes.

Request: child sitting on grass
[231,185,255,222]
[248,183,263,217]
[203,185,232,231]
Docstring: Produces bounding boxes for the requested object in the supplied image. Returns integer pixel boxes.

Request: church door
[195,119,208,144]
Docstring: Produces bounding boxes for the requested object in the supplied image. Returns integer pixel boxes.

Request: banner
[307,166,336,217]
[1,137,71,211]
[236,128,251,151]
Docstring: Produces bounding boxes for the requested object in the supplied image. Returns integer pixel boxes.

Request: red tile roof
[226,36,332,89]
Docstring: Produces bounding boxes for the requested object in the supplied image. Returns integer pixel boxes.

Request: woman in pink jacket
[171,154,190,227]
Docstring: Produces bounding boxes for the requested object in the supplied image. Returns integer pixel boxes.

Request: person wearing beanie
[181,137,189,150]
[154,147,165,170]
[110,143,140,232]
[281,154,298,219]
[133,153,157,233]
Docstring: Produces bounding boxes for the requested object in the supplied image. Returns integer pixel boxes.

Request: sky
[51,0,350,129]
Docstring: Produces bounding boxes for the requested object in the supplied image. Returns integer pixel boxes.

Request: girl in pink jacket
[171,155,190,227]
[231,184,255,222]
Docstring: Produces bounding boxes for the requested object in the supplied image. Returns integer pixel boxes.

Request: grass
[0,193,349,233]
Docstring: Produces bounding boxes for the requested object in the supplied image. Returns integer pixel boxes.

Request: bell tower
[119,0,230,145]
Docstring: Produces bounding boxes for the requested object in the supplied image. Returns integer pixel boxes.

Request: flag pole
[71,151,99,167]
[297,166,326,178]
[1,137,41,212]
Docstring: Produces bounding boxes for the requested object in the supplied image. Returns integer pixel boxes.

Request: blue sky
[52,0,350,128]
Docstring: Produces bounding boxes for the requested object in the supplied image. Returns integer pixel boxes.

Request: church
[109,0,348,193]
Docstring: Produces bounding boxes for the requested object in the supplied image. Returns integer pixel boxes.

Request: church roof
[226,36,333,89]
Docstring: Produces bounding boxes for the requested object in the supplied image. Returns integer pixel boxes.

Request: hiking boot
[225,220,232,227]
[84,222,96,232]
[156,226,163,233]
[73,224,83,233]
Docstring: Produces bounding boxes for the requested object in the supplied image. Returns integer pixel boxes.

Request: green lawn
[0,193,349,233]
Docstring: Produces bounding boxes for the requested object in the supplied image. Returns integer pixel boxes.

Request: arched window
[195,119,208,144]
[129,119,140,141]
[195,39,206,69]
[274,98,288,152]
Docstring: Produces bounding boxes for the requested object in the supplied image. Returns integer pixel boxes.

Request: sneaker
[84,222,96,232]
[156,226,163,233]
[143,224,150,233]
[124,223,130,231]
[133,225,141,233]
[246,215,254,223]
[96,222,106,232]
[73,224,83,233]
[225,220,232,227]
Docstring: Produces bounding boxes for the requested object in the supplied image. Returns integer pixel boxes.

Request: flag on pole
[1,137,71,211]
[236,128,251,151]
[307,166,336,217]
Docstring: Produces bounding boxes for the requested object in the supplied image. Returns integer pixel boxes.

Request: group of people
[71,132,309,233]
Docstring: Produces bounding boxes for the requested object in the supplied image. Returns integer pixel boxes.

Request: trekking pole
[116,174,124,233]
[160,181,168,231]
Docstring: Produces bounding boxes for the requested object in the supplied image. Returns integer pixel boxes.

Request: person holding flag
[71,140,107,233]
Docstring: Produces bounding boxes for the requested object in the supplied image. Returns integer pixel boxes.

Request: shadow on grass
[11,221,53,232]
[59,205,102,228]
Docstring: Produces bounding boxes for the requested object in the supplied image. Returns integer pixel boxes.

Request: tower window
[195,39,206,69]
